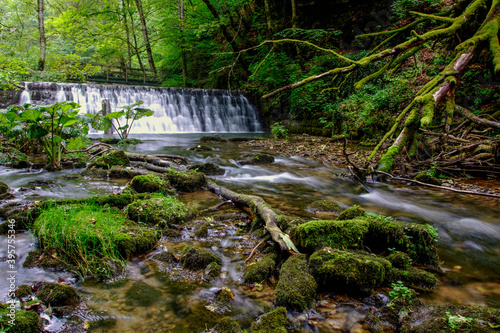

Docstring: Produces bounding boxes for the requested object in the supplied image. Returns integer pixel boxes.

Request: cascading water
[21,82,263,133]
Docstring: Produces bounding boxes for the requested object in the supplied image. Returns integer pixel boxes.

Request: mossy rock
[114,227,159,258]
[129,174,175,194]
[187,162,225,176]
[0,203,40,233]
[188,144,213,151]
[386,252,412,269]
[309,248,391,292]
[23,248,66,270]
[250,307,290,333]
[180,246,221,270]
[204,261,221,280]
[163,169,206,192]
[386,267,438,291]
[414,172,441,186]
[108,166,139,179]
[214,317,241,333]
[184,302,223,332]
[0,181,10,194]
[81,167,109,179]
[152,251,178,264]
[194,223,210,238]
[200,135,228,143]
[40,192,152,210]
[88,150,130,169]
[275,254,317,311]
[244,254,276,283]
[125,196,192,228]
[0,146,29,168]
[237,153,275,165]
[125,281,161,307]
[337,204,365,220]
[290,219,369,253]
[15,285,33,298]
[36,282,80,307]
[307,200,342,213]
[0,308,42,333]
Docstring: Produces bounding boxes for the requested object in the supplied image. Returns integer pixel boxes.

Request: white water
[21,82,263,133]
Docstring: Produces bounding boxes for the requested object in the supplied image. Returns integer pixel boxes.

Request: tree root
[245,238,267,264]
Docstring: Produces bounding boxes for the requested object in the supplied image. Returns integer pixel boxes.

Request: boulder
[187,162,225,176]
[180,246,221,270]
[244,253,276,284]
[237,153,274,165]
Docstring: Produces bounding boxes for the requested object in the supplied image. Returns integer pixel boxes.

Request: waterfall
[21,82,263,133]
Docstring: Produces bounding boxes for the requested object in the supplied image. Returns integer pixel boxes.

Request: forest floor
[241,134,500,197]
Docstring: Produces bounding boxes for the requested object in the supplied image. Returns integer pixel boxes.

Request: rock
[414,172,441,185]
[306,199,342,214]
[23,249,66,271]
[36,283,80,307]
[15,285,33,298]
[88,150,130,168]
[40,193,152,210]
[204,262,221,280]
[129,174,175,194]
[250,307,290,333]
[237,153,275,165]
[0,306,43,333]
[244,254,276,283]
[188,144,213,151]
[0,181,14,201]
[200,135,228,143]
[125,196,193,228]
[0,146,29,168]
[180,246,221,270]
[337,204,365,220]
[125,281,161,307]
[309,248,390,292]
[152,251,178,264]
[187,162,225,176]
[163,169,206,192]
[386,267,438,291]
[0,202,40,233]
[275,254,317,311]
[114,227,159,259]
[194,223,209,238]
[214,317,241,333]
[386,252,412,269]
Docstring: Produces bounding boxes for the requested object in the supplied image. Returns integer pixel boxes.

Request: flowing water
[1,133,499,332]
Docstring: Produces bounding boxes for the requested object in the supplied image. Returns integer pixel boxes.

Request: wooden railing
[68,62,162,86]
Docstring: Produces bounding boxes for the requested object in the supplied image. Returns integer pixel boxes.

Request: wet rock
[88,150,130,169]
[23,249,66,271]
[0,305,43,333]
[214,287,234,312]
[0,146,29,168]
[363,293,390,308]
[81,167,109,179]
[0,202,40,233]
[152,251,178,264]
[250,307,290,333]
[307,199,342,214]
[29,180,55,186]
[188,144,213,151]
[0,181,14,201]
[237,153,275,165]
[214,317,241,333]
[309,248,390,292]
[163,169,206,192]
[125,281,161,307]
[386,252,412,269]
[244,254,276,284]
[40,192,152,210]
[275,254,317,311]
[200,135,228,143]
[386,267,438,291]
[108,166,139,179]
[194,223,210,238]
[184,302,223,331]
[180,246,221,270]
[15,285,33,299]
[163,228,183,238]
[414,172,441,185]
[337,204,365,220]
[129,174,175,194]
[114,227,159,258]
[36,282,80,307]
[187,162,225,176]
[204,262,221,280]
[125,196,193,228]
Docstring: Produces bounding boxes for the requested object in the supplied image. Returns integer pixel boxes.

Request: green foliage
[446,311,474,332]
[0,54,29,89]
[388,280,412,306]
[270,122,288,139]
[391,0,439,19]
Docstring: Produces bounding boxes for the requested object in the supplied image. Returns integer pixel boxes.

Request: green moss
[40,192,152,210]
[125,196,192,228]
[414,172,441,185]
[337,205,365,220]
[250,307,290,333]
[194,223,209,238]
[188,144,213,151]
[80,167,109,179]
[152,251,178,264]
[386,267,438,291]
[125,281,161,307]
[386,252,412,269]
[187,162,225,176]
[309,248,390,292]
[290,219,369,253]
[275,254,317,311]
[15,285,33,298]
[214,317,241,333]
[307,200,341,213]
[114,227,158,259]
[237,153,275,165]
[0,146,28,168]
[108,166,135,179]
[23,248,66,270]
[129,174,175,194]
[180,246,221,270]
[0,308,42,333]
[184,302,223,332]
[88,150,130,169]
[163,169,206,192]
[244,254,276,283]
[204,261,221,280]
[36,282,80,307]
[0,204,40,232]
[0,181,9,194]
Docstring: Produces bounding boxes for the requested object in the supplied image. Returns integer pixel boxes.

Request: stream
[1,133,499,332]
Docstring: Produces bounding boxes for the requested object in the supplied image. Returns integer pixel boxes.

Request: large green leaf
[28,124,49,139]
[104,111,125,119]
[134,108,154,120]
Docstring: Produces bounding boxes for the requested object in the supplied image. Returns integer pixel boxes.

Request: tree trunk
[37,0,46,71]
[121,0,133,68]
[263,0,273,36]
[127,2,146,76]
[134,0,157,79]
[179,0,188,87]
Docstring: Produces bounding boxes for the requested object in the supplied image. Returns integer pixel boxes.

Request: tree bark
[134,0,157,79]
[37,0,46,71]
[263,0,273,36]
[179,0,188,87]
[121,0,133,68]
[127,1,146,76]
[455,105,500,130]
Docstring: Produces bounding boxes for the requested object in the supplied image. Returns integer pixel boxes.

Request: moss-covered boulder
[214,317,241,333]
[309,248,391,292]
[307,200,341,213]
[152,251,178,264]
[40,192,152,210]
[36,283,80,307]
[80,167,109,179]
[0,146,29,168]
[163,169,206,192]
[188,144,213,151]
[125,196,192,228]
[414,172,441,185]
[187,162,225,176]
[125,281,161,307]
[200,135,228,143]
[23,248,66,270]
[88,150,130,169]
[204,261,221,280]
[386,267,438,291]
[244,254,276,283]
[386,251,412,269]
[0,307,42,333]
[337,204,365,220]
[275,254,317,311]
[129,174,175,194]
[194,223,209,238]
[180,246,221,270]
[250,307,290,333]
[0,203,40,233]
[114,226,159,258]
[237,153,275,165]
[0,181,13,201]
[15,285,33,298]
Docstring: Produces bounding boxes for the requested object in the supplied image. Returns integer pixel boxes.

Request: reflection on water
[1,133,499,331]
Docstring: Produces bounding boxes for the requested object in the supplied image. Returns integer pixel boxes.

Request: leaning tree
[258,0,500,175]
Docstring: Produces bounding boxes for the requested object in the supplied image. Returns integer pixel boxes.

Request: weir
[20,82,263,133]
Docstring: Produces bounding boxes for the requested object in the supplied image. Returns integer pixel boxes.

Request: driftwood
[125,152,181,170]
[207,181,299,253]
[153,154,190,164]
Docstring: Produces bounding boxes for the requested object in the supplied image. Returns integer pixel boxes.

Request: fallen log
[207,181,299,253]
[125,152,181,170]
